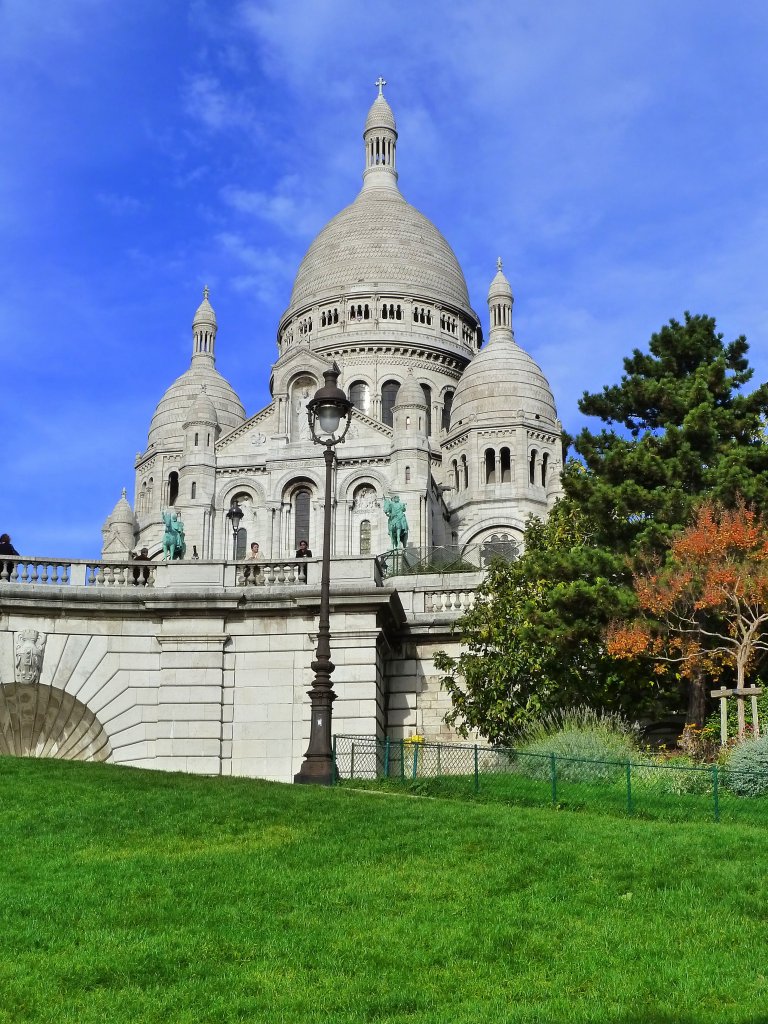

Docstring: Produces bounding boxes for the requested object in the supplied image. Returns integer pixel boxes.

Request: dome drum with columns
[104,82,562,563]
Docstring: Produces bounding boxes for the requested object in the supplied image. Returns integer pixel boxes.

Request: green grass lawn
[2,757,768,1024]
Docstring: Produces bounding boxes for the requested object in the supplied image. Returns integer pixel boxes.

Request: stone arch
[0,683,111,761]
[340,467,389,502]
[463,524,523,564]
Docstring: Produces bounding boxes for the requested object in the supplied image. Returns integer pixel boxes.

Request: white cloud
[182,73,261,134]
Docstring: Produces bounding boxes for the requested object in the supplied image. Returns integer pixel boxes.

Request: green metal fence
[332,734,768,826]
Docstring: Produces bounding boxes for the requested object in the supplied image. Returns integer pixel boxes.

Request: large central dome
[284,87,476,322]
[288,188,473,313]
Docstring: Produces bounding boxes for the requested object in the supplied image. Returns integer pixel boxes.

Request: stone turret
[390,374,431,546]
[101,489,136,560]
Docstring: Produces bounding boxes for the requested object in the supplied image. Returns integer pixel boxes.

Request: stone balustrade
[0,555,385,591]
[423,589,477,613]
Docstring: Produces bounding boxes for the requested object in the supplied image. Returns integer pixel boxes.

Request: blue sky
[1,0,767,558]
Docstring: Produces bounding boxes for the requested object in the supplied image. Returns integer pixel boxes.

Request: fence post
[412,742,419,780]
[400,739,405,780]
[383,736,390,779]
[712,764,720,823]
[626,760,633,815]
[350,742,355,780]
[332,735,337,785]
[474,745,480,793]
[550,753,557,805]
[437,743,442,777]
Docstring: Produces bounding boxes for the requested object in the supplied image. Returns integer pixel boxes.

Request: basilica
[102,83,563,565]
[1,85,563,780]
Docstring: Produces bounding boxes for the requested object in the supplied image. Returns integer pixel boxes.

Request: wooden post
[737,687,763,739]
[711,687,732,747]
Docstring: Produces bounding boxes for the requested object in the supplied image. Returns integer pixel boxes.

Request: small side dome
[184,386,219,428]
[148,369,244,448]
[451,340,557,427]
[108,489,134,526]
[394,375,428,409]
[452,265,557,427]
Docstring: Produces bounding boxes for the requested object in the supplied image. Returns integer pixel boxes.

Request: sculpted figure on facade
[383,496,409,549]
[14,630,46,685]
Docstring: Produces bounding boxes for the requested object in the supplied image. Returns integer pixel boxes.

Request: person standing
[295,539,312,579]
[0,533,19,581]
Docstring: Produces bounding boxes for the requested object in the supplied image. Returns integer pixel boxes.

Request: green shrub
[632,756,712,795]
[724,735,768,797]
[512,707,639,784]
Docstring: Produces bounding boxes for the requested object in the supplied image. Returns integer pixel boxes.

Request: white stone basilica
[103,84,562,565]
[1,85,562,780]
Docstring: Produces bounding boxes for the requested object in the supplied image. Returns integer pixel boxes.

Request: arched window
[168,471,179,506]
[405,466,411,483]
[485,448,496,484]
[294,488,311,551]
[461,454,469,490]
[420,384,432,435]
[452,459,459,492]
[349,381,370,415]
[541,452,549,486]
[360,519,371,555]
[191,481,197,499]
[381,380,400,427]
[442,391,454,432]
[529,449,538,485]
[500,447,511,483]
[235,527,247,560]
[194,432,199,447]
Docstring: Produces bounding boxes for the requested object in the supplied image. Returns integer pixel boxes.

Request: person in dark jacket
[295,539,312,579]
[0,534,19,581]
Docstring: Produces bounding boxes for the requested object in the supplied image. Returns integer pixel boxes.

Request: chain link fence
[333,735,768,825]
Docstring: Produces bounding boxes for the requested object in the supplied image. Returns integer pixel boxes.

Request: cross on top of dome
[375,76,386,96]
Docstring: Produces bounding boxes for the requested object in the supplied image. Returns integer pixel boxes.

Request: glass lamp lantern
[307,365,353,446]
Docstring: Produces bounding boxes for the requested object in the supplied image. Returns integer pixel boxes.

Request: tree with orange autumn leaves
[607,501,768,724]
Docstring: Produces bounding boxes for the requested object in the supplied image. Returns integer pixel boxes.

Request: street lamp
[294,363,353,785]
[225,500,244,560]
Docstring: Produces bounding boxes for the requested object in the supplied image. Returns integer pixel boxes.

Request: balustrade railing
[0,559,71,586]
[236,561,308,586]
[424,589,476,613]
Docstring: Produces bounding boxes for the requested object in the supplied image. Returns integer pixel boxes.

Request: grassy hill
[1,757,767,1024]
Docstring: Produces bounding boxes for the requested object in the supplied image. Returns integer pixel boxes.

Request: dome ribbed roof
[365,94,396,133]
[193,287,217,327]
[287,188,474,315]
[451,336,558,427]
[395,375,428,408]
[148,367,244,449]
[108,489,134,526]
[184,387,219,428]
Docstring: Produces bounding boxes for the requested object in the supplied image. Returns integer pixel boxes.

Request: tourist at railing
[131,546,152,585]
[241,542,263,583]
[0,534,19,581]
[295,539,312,580]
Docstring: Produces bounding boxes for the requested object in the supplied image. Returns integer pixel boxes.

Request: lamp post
[294,364,353,785]
[225,500,244,561]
